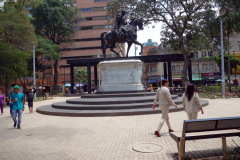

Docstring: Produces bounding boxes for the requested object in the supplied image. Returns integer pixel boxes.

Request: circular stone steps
[36,91,209,117]
[36,100,209,117]
[81,92,156,98]
[66,95,178,105]
[52,97,183,110]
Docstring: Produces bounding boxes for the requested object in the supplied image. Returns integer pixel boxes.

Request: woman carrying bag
[182,84,204,120]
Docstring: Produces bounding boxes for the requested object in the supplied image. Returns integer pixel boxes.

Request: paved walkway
[0,97,239,160]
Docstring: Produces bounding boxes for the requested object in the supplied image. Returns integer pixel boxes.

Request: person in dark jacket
[25,87,36,113]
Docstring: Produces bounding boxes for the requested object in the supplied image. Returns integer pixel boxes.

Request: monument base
[98,59,144,92]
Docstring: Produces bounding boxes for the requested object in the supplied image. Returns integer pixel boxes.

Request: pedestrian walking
[11,85,25,129]
[182,84,204,120]
[25,87,36,113]
[152,79,178,137]
[0,91,6,115]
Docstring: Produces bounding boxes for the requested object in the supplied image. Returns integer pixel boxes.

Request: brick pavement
[0,97,240,160]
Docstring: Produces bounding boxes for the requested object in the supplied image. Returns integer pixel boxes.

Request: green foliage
[74,67,88,84]
[0,43,29,85]
[30,0,81,45]
[107,0,213,85]
[1,0,42,11]
[0,6,37,52]
[0,6,37,86]
[37,36,60,61]
[50,90,58,95]
[30,0,83,91]
[213,53,240,74]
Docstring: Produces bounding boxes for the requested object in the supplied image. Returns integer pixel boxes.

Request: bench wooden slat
[171,129,240,141]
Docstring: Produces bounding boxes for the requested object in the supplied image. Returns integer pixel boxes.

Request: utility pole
[33,42,36,101]
[220,21,226,96]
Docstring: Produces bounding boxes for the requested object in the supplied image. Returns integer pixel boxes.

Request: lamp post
[33,42,36,101]
[220,21,226,96]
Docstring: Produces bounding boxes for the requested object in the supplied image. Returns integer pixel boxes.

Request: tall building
[49,0,118,92]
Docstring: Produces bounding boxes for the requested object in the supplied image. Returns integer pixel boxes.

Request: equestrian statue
[101,10,144,58]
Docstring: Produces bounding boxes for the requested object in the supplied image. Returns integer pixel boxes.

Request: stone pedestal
[98,59,144,92]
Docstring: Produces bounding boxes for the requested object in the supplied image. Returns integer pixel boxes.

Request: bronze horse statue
[101,18,144,58]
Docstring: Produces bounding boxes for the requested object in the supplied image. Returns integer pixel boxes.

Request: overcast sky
[127,22,163,56]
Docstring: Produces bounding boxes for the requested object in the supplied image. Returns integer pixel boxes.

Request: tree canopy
[30,0,83,91]
[74,67,88,85]
[0,6,37,91]
[0,5,37,52]
[0,43,29,86]
[214,53,240,74]
[107,0,214,85]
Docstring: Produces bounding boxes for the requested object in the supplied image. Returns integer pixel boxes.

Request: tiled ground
[0,96,239,160]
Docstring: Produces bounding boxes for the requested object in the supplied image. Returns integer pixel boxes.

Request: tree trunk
[42,67,45,97]
[182,53,190,87]
[227,35,231,92]
[53,58,59,91]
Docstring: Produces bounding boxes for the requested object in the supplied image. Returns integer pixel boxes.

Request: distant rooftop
[142,39,158,47]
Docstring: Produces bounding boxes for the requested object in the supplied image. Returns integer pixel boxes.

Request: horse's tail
[101,32,107,49]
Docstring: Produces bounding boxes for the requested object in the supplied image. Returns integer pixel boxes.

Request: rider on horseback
[112,10,133,42]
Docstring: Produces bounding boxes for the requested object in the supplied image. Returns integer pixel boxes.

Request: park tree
[0,6,37,94]
[36,36,60,96]
[214,53,240,76]
[214,0,240,91]
[74,67,88,85]
[30,0,83,91]
[107,0,213,86]
[0,43,29,95]
[0,0,42,11]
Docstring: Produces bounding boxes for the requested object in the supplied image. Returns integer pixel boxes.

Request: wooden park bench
[170,116,240,159]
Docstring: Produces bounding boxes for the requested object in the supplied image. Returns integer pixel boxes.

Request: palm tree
[216,0,240,91]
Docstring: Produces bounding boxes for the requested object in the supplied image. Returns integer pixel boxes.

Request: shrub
[50,90,58,95]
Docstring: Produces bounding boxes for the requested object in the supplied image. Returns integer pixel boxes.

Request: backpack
[28,92,34,99]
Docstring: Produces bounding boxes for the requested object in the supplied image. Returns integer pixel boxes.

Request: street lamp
[33,42,36,101]
[220,21,226,96]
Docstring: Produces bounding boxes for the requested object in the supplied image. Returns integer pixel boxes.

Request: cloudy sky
[127,22,163,56]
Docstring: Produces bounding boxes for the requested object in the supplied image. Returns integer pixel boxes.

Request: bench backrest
[182,116,240,137]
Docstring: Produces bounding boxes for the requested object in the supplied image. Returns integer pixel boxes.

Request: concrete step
[52,97,183,110]
[81,92,156,98]
[36,100,209,117]
[66,95,178,105]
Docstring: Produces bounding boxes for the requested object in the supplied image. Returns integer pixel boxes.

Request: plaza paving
[0,96,239,160]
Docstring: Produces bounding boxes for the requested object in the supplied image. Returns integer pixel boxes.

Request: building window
[79,8,92,12]
[175,65,180,71]
[208,51,213,57]
[172,65,175,71]
[201,52,206,58]
[202,64,208,70]
[150,67,157,72]
[85,17,93,21]
[105,25,111,28]
[73,2,77,6]
[193,64,199,71]
[209,64,214,70]
[81,26,93,30]
[195,52,198,58]
[105,15,110,20]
